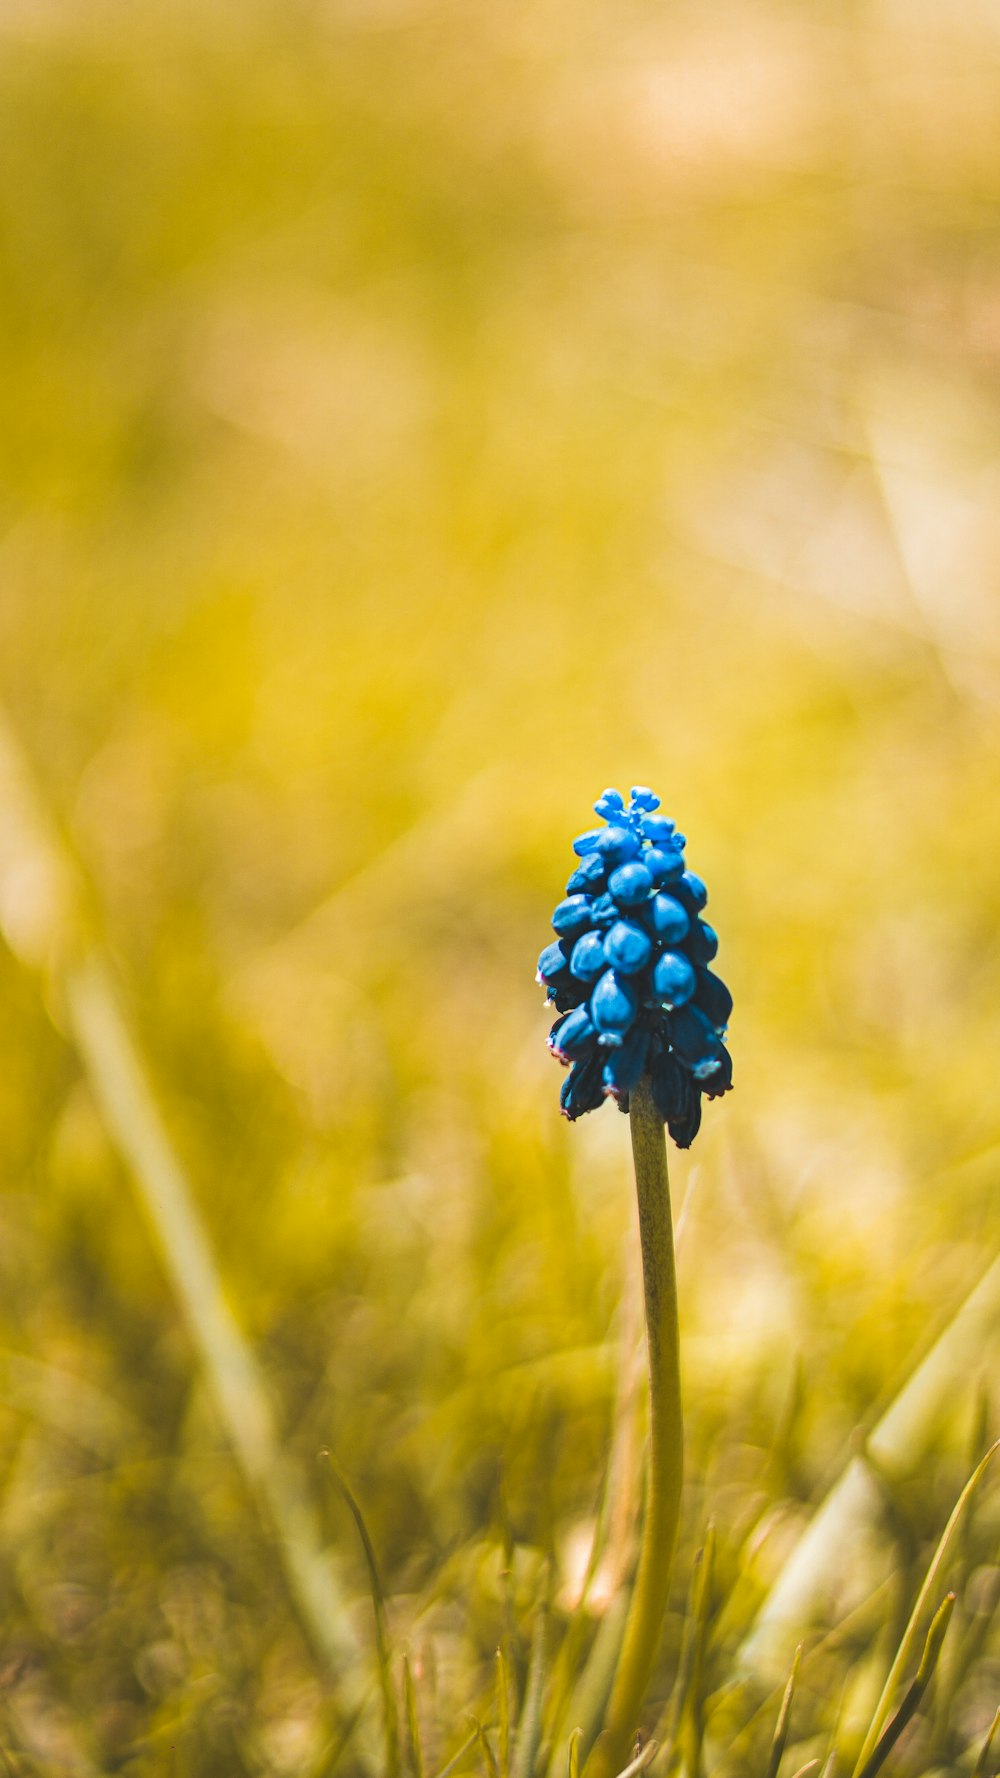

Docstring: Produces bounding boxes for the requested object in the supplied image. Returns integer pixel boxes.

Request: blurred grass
[2,0,1000,1771]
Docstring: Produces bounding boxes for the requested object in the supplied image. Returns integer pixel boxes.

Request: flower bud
[647,894,689,943]
[595,825,641,865]
[566,852,607,894]
[590,969,638,1044]
[552,895,595,938]
[569,930,607,981]
[604,920,653,975]
[653,951,696,1006]
[608,860,654,906]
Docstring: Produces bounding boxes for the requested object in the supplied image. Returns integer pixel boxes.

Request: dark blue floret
[537,940,569,982]
[570,930,608,981]
[693,968,732,1034]
[537,785,733,1146]
[587,892,620,927]
[686,919,718,965]
[603,1025,650,1100]
[594,788,626,820]
[608,860,654,906]
[566,852,607,894]
[560,1048,606,1118]
[590,968,638,1044]
[647,894,689,943]
[604,919,653,976]
[653,950,696,1007]
[645,847,685,886]
[549,1006,596,1061]
[595,826,641,866]
[552,896,595,939]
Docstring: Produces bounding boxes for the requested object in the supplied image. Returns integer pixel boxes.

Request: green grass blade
[429,1730,479,1778]
[651,1529,713,1772]
[320,1453,401,1778]
[497,1647,512,1778]
[512,1605,549,1778]
[472,1719,501,1778]
[854,1591,955,1778]
[972,1705,1000,1778]
[404,1656,426,1778]
[609,1744,658,1778]
[765,1645,802,1778]
[852,1439,999,1776]
[684,1522,715,1778]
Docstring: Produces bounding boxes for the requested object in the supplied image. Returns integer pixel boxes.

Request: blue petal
[680,871,708,911]
[587,892,620,927]
[593,788,625,819]
[566,852,606,894]
[572,828,605,856]
[594,825,641,865]
[647,893,689,944]
[590,969,638,1043]
[608,861,654,907]
[701,1043,733,1097]
[537,940,569,981]
[667,1003,719,1069]
[604,919,653,975]
[653,951,696,1006]
[644,847,685,886]
[552,895,596,939]
[602,1025,650,1100]
[549,1005,597,1061]
[560,1051,606,1119]
[694,968,732,1034]
[640,814,675,845]
[686,919,718,964]
[569,930,607,981]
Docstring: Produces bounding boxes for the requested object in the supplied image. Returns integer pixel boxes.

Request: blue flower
[537,787,733,1147]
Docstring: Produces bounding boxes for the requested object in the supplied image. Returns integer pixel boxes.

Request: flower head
[537,787,733,1146]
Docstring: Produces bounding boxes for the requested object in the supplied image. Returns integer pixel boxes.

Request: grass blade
[512,1605,549,1778]
[320,1454,401,1778]
[854,1592,955,1778]
[685,1522,715,1778]
[765,1645,802,1778]
[852,1440,999,1775]
[652,1525,714,1774]
[972,1705,1000,1778]
[610,1744,658,1778]
[497,1648,511,1778]
[472,1719,500,1778]
[404,1656,426,1778]
[429,1730,479,1778]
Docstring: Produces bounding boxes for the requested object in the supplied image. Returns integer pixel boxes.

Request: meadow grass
[2,2,1000,1773]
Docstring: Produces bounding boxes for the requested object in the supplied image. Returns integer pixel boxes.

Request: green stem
[584,1078,683,1778]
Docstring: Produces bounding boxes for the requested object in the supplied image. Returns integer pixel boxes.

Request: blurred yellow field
[1,3,1000,1772]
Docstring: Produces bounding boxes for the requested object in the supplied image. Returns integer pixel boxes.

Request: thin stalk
[584,1079,683,1778]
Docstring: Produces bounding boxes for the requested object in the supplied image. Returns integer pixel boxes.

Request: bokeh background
[2,1,1000,1772]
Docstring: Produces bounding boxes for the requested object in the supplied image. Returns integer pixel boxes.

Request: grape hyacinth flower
[536,787,732,1778]
[537,785,733,1148]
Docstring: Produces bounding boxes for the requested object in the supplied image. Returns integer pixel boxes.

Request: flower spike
[537,786,733,1146]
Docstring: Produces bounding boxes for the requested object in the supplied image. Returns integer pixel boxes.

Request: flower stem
[584,1077,683,1778]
